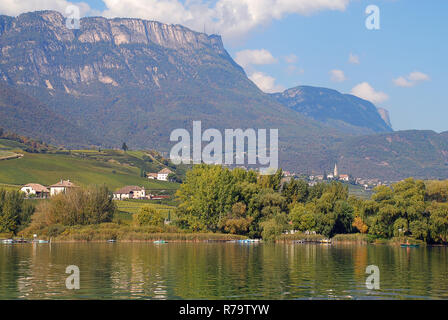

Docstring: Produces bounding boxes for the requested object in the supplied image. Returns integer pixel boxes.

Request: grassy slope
[0,152,178,191]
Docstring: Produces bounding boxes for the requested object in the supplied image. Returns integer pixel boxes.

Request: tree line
[174,165,448,243]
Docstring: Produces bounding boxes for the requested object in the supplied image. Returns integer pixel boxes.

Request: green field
[0,152,179,191]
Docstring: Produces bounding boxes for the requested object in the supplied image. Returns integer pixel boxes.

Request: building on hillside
[113,186,146,200]
[339,174,349,182]
[334,163,339,178]
[327,173,334,179]
[50,180,77,196]
[146,172,158,180]
[157,168,173,181]
[20,183,50,198]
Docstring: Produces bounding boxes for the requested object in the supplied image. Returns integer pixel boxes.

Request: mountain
[0,10,448,181]
[0,10,342,170]
[0,82,97,146]
[334,130,448,180]
[270,86,393,134]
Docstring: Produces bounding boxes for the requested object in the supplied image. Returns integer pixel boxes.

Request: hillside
[334,130,448,180]
[0,139,180,191]
[0,83,98,147]
[270,86,393,134]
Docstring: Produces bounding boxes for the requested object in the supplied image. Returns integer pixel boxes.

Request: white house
[146,173,158,180]
[21,183,50,198]
[50,180,77,196]
[157,168,173,181]
[113,186,146,200]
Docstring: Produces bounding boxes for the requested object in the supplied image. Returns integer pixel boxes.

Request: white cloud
[100,0,352,40]
[284,54,298,64]
[393,76,413,88]
[249,71,284,93]
[393,71,430,87]
[0,0,92,17]
[329,69,346,82]
[351,82,388,104]
[348,53,360,64]
[0,0,353,40]
[235,49,277,69]
[408,71,430,82]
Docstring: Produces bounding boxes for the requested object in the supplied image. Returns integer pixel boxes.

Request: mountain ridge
[270,85,393,134]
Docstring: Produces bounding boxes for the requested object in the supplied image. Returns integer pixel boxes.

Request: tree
[122,142,128,152]
[134,206,165,227]
[260,213,290,241]
[219,202,254,235]
[282,179,309,204]
[0,189,35,234]
[289,202,316,232]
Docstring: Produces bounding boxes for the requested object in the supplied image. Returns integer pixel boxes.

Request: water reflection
[0,243,447,299]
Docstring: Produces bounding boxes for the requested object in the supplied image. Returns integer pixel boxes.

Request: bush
[261,213,290,241]
[30,185,116,228]
[0,189,35,234]
[134,206,165,227]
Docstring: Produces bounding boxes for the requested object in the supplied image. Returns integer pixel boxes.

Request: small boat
[153,240,167,244]
[400,243,419,248]
[107,239,117,243]
[2,239,15,244]
[237,239,260,244]
[37,240,49,244]
[320,239,332,244]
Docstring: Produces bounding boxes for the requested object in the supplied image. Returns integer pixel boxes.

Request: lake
[0,242,447,299]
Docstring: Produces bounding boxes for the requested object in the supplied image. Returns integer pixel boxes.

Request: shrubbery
[0,189,35,234]
[133,206,165,227]
[30,185,116,229]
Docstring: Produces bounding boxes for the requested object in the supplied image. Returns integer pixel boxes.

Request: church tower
[334,163,339,177]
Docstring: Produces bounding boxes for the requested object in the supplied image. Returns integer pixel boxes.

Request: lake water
[0,242,447,300]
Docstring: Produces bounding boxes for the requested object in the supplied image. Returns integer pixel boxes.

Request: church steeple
[334,163,339,177]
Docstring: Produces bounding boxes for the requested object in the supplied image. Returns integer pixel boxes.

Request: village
[18,163,390,201]
[19,168,175,200]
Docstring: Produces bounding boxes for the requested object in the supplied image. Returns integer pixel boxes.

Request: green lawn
[0,152,179,191]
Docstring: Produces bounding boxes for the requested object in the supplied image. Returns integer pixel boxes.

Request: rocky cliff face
[0,10,236,91]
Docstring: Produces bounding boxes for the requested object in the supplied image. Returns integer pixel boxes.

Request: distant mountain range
[0,10,447,180]
[270,86,393,134]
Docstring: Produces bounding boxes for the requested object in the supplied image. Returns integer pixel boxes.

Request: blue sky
[222,0,447,133]
[1,0,446,132]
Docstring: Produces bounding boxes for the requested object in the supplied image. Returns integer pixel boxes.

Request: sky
[0,0,446,132]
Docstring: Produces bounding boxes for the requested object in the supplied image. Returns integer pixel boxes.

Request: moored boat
[400,243,419,248]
